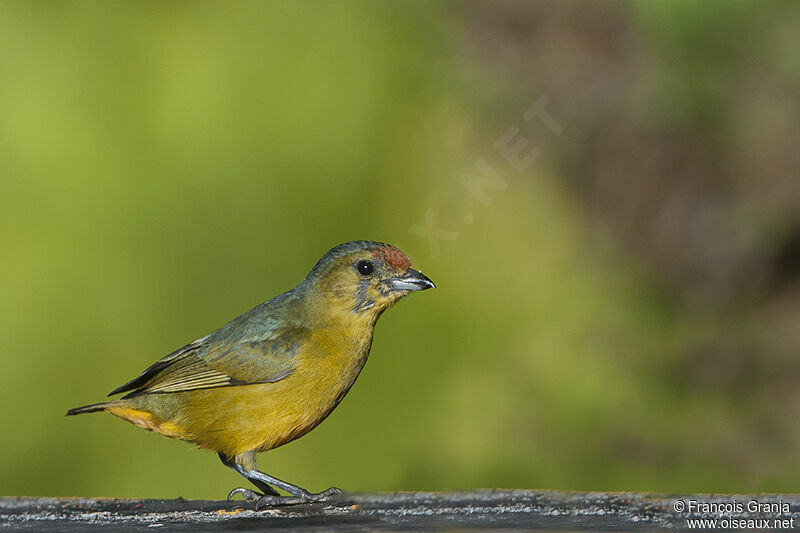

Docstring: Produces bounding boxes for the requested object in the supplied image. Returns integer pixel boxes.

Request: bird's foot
[227,487,262,502]
[306,486,343,502]
[255,487,343,509]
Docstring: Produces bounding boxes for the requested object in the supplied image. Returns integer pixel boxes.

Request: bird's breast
[240,324,374,452]
[300,324,374,402]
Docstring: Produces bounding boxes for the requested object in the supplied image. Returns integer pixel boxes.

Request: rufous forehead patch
[372,245,411,270]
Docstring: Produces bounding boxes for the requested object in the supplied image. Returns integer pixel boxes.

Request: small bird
[67,241,434,506]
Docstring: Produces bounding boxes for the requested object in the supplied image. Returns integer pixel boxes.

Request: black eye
[356,260,374,276]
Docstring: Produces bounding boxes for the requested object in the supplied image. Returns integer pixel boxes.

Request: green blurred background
[2,1,800,498]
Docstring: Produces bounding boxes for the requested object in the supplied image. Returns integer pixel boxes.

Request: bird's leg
[234,466,342,508]
[219,452,280,501]
[221,451,341,507]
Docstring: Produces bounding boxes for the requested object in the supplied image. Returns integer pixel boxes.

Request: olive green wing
[108,325,306,399]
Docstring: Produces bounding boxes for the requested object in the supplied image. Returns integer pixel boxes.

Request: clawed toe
[253,487,344,508]
[227,487,262,501]
[311,487,343,501]
[255,495,305,508]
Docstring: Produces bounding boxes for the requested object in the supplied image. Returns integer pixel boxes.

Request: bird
[67,240,435,506]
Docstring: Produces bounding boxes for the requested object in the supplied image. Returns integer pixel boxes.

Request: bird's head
[302,241,435,319]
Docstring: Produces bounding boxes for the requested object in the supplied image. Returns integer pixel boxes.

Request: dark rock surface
[2,491,799,531]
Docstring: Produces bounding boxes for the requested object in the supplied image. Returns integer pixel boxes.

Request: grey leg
[220,451,341,507]
[231,463,342,507]
[219,452,280,499]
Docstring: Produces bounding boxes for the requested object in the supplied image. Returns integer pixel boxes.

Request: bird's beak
[390,268,436,292]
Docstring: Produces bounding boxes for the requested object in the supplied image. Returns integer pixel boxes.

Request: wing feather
[109,320,305,399]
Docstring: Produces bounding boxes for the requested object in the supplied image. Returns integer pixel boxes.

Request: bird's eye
[356,260,374,277]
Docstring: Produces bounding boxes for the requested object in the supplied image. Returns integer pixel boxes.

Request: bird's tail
[66,401,120,416]
[67,400,183,439]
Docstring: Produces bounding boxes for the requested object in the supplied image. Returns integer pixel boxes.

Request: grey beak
[391,268,436,292]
